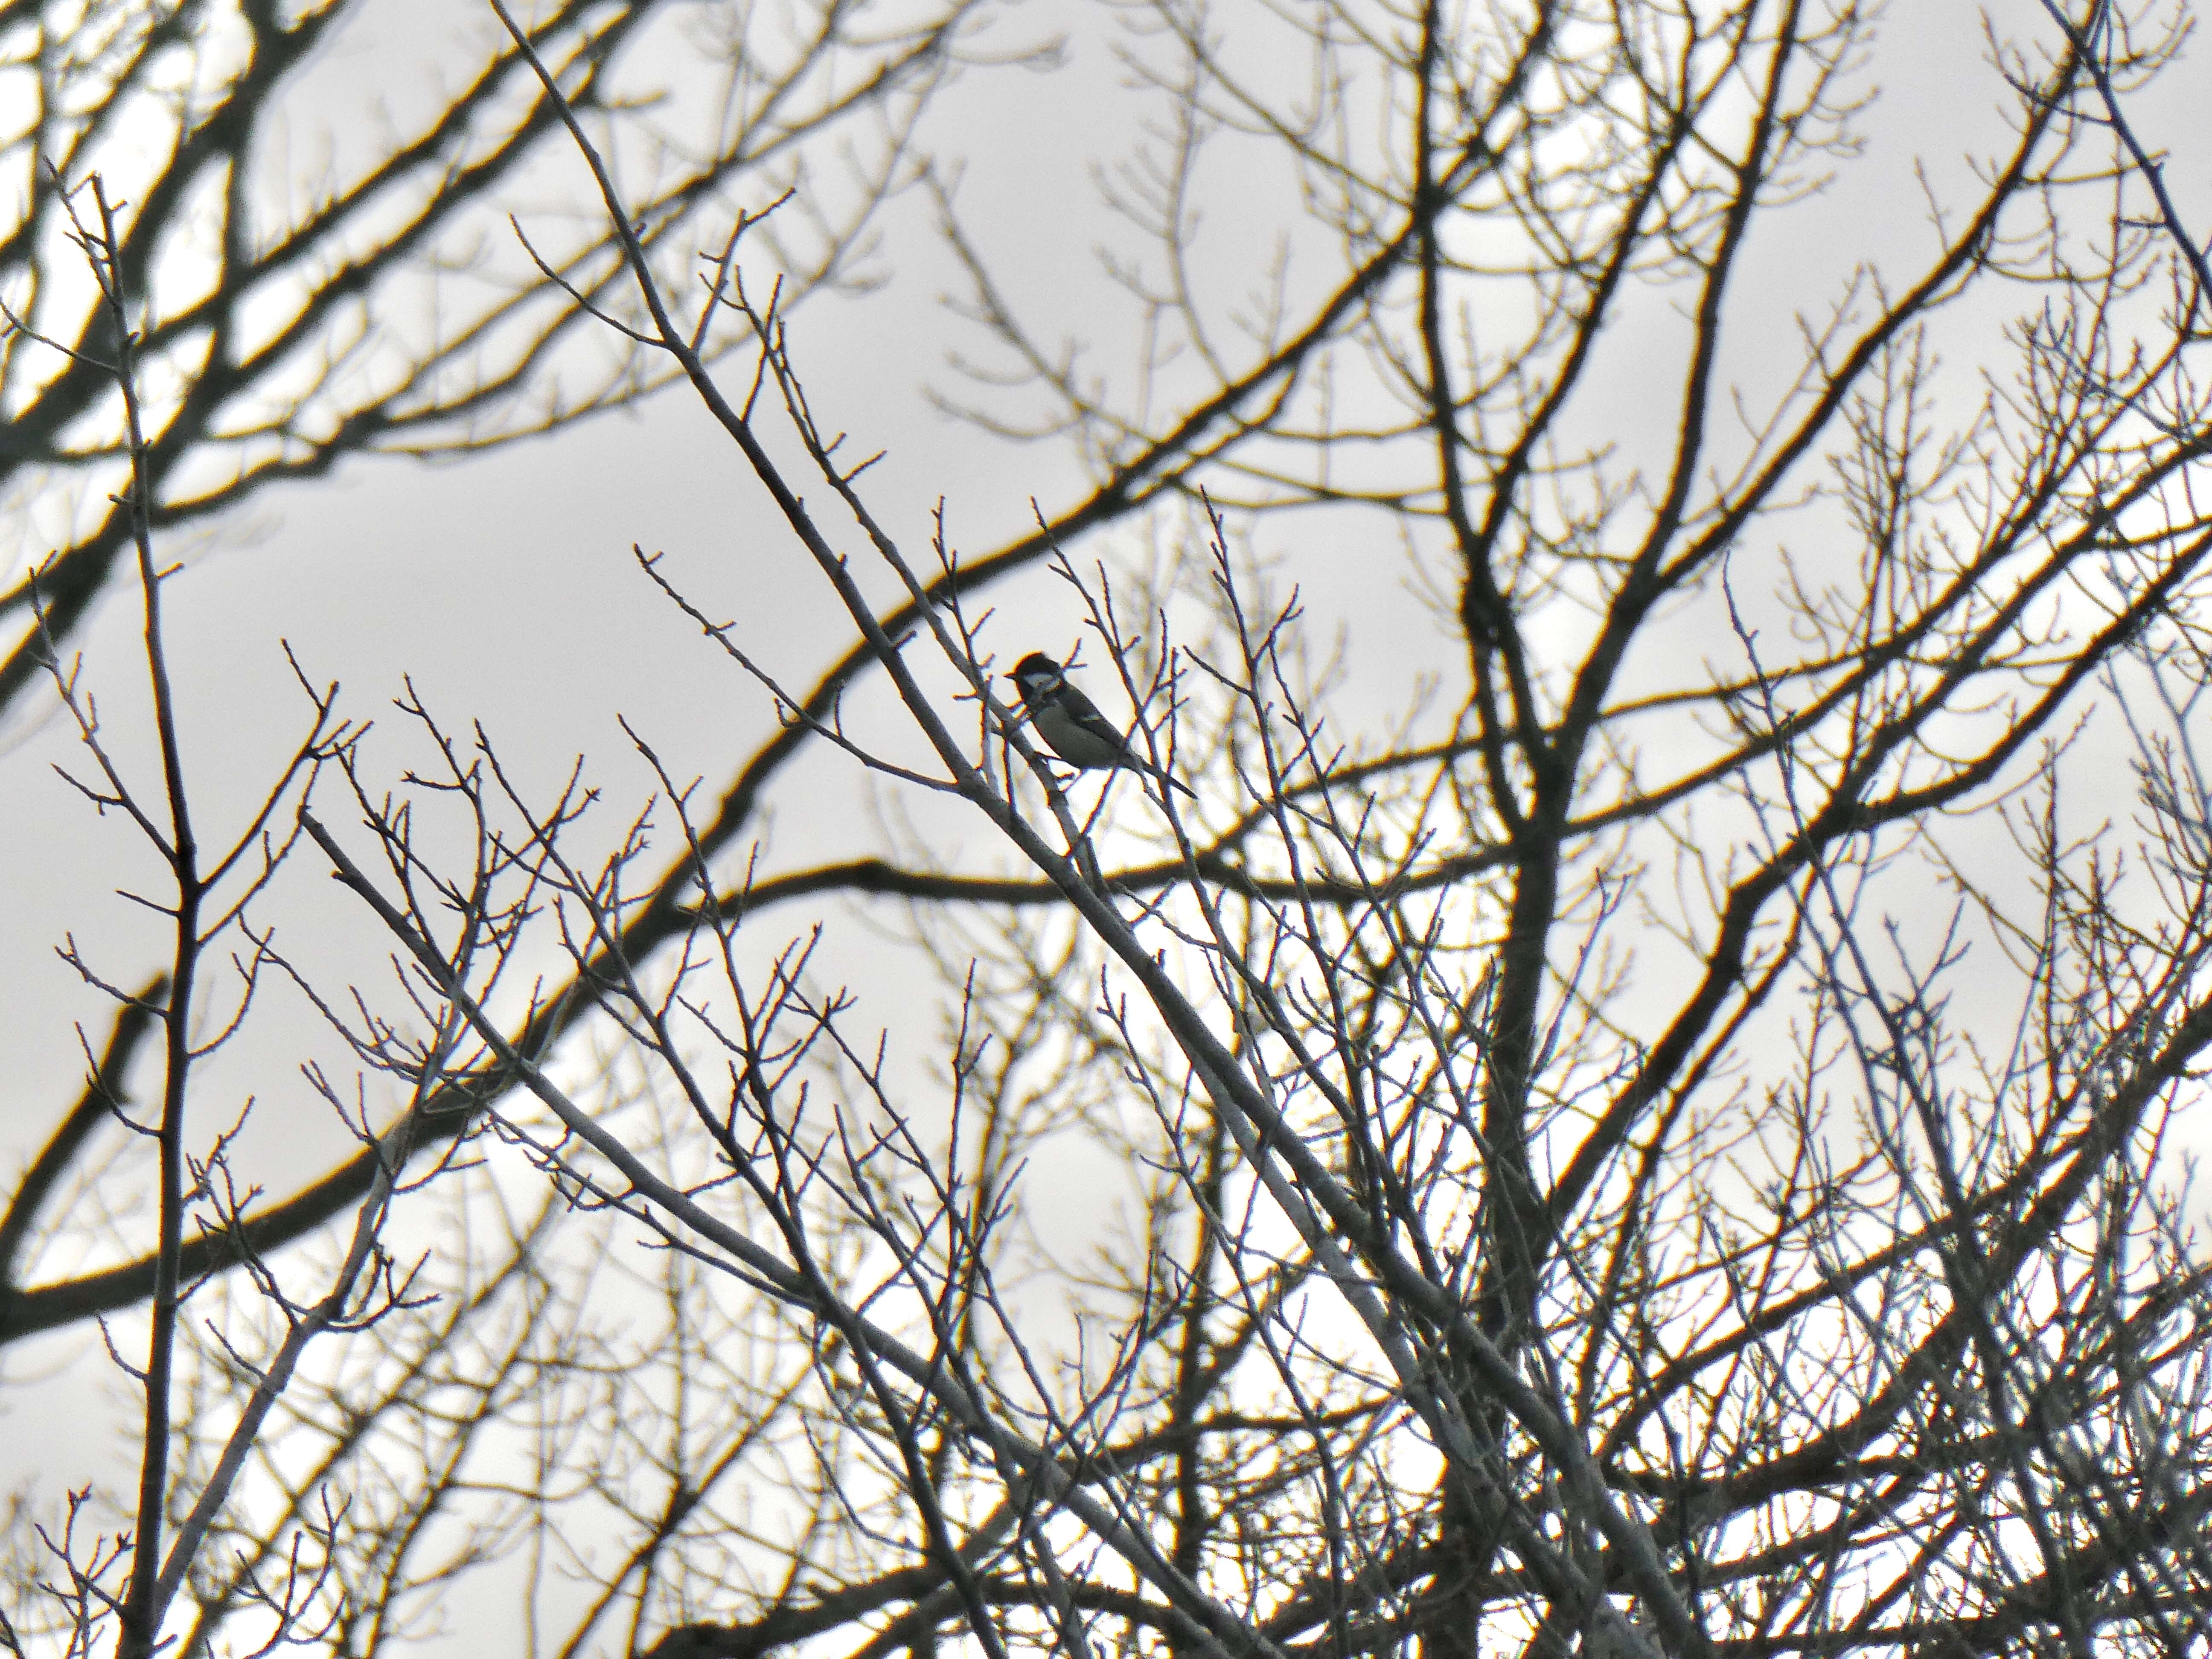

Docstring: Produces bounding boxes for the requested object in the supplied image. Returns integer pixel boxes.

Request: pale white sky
[1,0,2206,1647]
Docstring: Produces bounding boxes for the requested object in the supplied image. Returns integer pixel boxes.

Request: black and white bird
[1007,652,1195,799]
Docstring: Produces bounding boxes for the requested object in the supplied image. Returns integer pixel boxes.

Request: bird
[1006,652,1196,799]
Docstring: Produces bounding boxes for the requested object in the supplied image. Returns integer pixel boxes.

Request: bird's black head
[1009,652,1063,688]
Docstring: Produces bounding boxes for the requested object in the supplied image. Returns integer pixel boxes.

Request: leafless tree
[0,0,1006,1344]
[9,0,2212,1657]
[0,0,990,716]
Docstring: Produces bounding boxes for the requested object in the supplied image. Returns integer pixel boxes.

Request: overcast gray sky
[3,0,2208,1644]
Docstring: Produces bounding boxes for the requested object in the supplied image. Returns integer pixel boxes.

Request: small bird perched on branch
[1007,652,1195,799]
